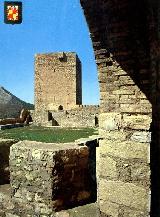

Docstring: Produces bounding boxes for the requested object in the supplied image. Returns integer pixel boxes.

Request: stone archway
[80,0,160,216]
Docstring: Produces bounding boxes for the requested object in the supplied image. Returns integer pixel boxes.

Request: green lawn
[0,126,98,143]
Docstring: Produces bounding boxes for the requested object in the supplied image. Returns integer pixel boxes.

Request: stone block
[112,89,135,95]
[114,69,127,75]
[98,156,117,179]
[120,103,152,113]
[99,113,122,130]
[99,129,129,141]
[99,140,150,163]
[131,132,151,143]
[122,114,152,130]
[131,163,150,187]
[99,179,150,212]
[118,206,149,217]
[115,160,150,186]
[99,200,119,217]
[119,75,135,85]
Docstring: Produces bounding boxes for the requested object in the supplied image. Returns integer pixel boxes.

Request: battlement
[35,52,80,67]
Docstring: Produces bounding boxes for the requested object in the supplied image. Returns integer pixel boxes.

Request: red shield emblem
[7,5,19,21]
[4,2,22,24]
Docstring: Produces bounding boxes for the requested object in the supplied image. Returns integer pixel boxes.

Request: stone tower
[34,52,82,123]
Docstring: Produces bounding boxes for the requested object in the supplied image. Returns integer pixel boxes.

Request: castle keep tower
[34,52,82,123]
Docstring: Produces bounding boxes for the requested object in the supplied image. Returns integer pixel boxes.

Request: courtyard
[0,126,98,143]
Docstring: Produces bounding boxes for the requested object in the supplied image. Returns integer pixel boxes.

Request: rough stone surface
[99,140,150,163]
[99,180,150,212]
[0,185,99,217]
[46,106,99,128]
[99,113,121,130]
[7,139,98,216]
[122,114,152,130]
[97,112,151,216]
[131,132,151,143]
[98,156,117,179]
[99,201,119,217]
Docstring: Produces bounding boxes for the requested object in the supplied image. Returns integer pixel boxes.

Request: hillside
[0,86,34,119]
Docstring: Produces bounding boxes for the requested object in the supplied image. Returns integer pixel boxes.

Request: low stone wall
[34,105,99,127]
[0,139,18,185]
[98,113,151,217]
[50,110,98,128]
[2,138,98,216]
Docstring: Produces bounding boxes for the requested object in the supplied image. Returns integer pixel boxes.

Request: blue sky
[0,0,99,105]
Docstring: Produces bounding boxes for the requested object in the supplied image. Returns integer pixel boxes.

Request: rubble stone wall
[50,105,99,128]
[33,105,99,127]
[6,139,98,216]
[51,111,97,128]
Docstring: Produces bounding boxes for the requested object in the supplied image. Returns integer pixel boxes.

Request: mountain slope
[0,86,34,119]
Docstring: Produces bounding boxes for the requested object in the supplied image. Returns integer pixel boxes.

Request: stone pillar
[98,113,151,216]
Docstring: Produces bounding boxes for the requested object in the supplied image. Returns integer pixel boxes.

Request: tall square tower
[34,52,82,123]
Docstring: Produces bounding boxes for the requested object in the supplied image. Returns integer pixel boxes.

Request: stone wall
[33,105,99,127]
[98,113,151,217]
[80,0,159,216]
[2,138,98,216]
[50,105,99,128]
[34,52,82,124]
[0,139,17,185]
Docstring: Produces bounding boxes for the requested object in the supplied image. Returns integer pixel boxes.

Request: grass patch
[0,126,98,143]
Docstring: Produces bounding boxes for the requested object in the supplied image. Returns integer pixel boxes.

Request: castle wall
[32,105,99,128]
[51,106,99,128]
